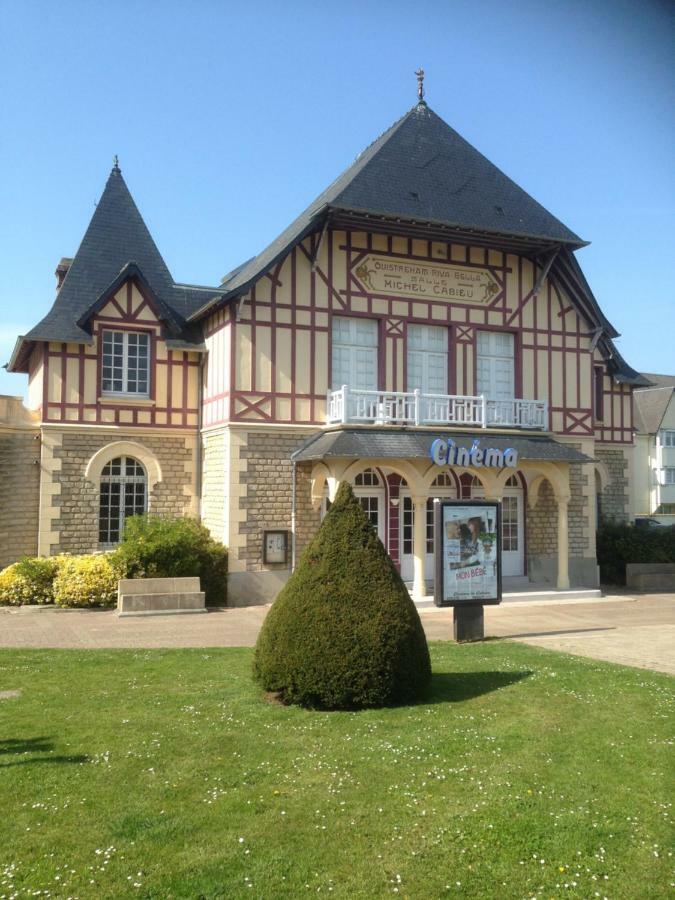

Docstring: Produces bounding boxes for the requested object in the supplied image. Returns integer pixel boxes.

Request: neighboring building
[633,375,675,524]
[5,92,648,601]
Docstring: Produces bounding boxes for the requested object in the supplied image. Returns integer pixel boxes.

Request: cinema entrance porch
[292,428,596,600]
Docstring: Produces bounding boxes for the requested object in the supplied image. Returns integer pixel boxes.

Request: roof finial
[112,154,120,173]
[415,67,426,105]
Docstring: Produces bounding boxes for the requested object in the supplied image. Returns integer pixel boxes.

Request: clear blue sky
[1,0,673,397]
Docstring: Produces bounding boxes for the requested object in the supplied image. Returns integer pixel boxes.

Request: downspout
[196,353,206,517]
[291,458,297,572]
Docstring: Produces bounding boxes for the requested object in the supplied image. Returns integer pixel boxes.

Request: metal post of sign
[453,604,485,642]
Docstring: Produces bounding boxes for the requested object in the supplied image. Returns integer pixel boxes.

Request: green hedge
[253,482,431,710]
[110,516,228,606]
[596,521,675,585]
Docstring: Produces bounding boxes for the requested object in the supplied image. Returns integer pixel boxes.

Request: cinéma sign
[352,254,500,305]
[434,500,502,606]
[430,438,518,468]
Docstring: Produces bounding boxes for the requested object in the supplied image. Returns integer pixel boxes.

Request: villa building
[633,375,675,524]
[4,93,647,603]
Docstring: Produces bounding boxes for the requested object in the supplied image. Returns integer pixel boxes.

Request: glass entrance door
[471,481,524,577]
[399,477,456,583]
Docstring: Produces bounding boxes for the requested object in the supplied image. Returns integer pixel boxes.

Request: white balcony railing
[326,386,548,430]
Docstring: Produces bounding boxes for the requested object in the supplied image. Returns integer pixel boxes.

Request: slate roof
[633,375,675,434]
[291,428,593,464]
[190,103,585,320]
[9,164,219,368]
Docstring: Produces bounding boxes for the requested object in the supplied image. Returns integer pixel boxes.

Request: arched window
[432,472,455,487]
[354,468,380,487]
[99,456,147,545]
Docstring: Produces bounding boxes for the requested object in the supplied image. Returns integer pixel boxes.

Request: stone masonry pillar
[557,496,570,590]
[411,495,427,602]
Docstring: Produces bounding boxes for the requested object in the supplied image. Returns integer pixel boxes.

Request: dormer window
[102,329,150,395]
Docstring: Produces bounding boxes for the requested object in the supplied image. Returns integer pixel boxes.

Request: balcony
[326,386,548,430]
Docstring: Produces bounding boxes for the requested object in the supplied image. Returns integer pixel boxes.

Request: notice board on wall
[434,500,502,606]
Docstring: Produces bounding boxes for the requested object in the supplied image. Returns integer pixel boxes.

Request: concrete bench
[117,577,206,616]
[626,564,675,592]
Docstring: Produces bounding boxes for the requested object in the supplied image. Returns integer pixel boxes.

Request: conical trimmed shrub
[253,481,431,709]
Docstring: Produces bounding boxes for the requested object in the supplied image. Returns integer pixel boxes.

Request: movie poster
[435,501,501,605]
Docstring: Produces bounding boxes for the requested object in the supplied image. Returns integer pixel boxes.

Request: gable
[92,278,162,327]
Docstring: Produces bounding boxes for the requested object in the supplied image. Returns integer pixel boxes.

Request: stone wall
[49,430,196,554]
[526,478,558,558]
[0,397,40,567]
[201,429,228,544]
[595,446,630,522]
[237,431,320,571]
[526,452,597,587]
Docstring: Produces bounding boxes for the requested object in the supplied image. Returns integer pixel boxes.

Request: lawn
[0,643,672,899]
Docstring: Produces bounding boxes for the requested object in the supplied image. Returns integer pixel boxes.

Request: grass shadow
[0,736,55,755]
[0,736,88,767]
[1,755,89,768]
[426,669,532,704]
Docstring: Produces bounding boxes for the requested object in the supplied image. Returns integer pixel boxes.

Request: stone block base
[117,577,206,616]
[227,570,291,606]
[527,555,600,588]
[626,564,675,592]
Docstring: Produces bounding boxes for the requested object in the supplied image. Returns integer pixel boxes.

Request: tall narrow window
[99,456,147,545]
[102,330,150,395]
[407,324,448,394]
[476,331,514,400]
[594,366,605,422]
[331,317,378,390]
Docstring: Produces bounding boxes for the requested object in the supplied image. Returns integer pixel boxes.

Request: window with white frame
[99,456,147,544]
[476,331,514,400]
[662,468,675,485]
[660,430,675,448]
[407,324,448,394]
[331,317,378,390]
[102,330,150,395]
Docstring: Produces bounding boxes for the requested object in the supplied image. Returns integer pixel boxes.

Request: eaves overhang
[291,427,594,465]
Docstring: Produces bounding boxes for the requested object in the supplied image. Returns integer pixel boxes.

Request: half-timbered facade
[6,97,648,601]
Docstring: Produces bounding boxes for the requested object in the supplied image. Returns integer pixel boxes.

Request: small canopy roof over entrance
[291,428,593,465]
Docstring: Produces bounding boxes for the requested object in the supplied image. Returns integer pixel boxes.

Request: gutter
[290,459,297,572]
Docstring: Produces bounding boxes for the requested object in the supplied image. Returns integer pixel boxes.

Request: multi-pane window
[99,456,147,545]
[501,496,519,552]
[358,496,380,532]
[660,430,675,448]
[401,496,444,555]
[331,317,378,390]
[102,330,150,394]
[407,324,448,394]
[355,468,381,487]
[662,468,675,485]
[476,330,514,400]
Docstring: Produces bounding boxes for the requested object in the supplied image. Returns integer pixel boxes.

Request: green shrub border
[0,516,229,608]
[596,521,675,585]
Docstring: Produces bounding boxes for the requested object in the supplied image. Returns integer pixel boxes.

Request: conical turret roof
[23,163,218,345]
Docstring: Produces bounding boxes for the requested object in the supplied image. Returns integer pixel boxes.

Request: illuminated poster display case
[434,500,502,606]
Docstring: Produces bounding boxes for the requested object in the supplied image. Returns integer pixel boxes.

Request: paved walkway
[0,594,673,675]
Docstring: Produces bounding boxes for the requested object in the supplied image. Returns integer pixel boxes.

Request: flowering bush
[0,556,61,605]
[52,554,118,607]
[0,564,35,605]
